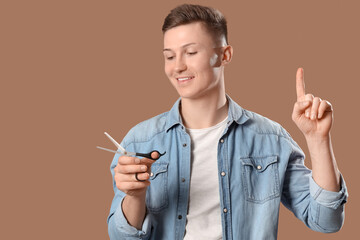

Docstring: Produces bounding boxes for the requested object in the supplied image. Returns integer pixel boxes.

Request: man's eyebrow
[163,43,197,52]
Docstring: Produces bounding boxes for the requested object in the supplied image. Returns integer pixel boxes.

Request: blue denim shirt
[108,96,348,240]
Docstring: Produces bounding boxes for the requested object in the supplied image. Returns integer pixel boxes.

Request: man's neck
[180,91,228,129]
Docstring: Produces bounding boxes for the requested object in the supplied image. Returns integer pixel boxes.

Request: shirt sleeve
[108,196,152,240]
[281,135,348,233]
[309,173,348,209]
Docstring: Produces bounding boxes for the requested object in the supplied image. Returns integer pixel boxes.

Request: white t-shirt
[183,117,228,240]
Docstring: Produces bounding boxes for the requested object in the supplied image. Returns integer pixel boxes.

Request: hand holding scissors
[97,132,166,182]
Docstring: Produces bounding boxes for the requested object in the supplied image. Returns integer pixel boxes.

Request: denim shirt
[107,96,348,240]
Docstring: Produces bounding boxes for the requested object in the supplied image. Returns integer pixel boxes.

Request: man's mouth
[176,76,194,82]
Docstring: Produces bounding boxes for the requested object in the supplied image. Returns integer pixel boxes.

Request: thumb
[151,151,160,160]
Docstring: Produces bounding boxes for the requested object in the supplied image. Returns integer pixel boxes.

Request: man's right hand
[114,153,158,197]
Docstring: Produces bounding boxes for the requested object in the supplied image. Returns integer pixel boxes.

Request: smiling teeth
[178,77,193,81]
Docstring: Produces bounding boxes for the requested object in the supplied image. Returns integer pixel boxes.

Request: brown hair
[162,4,228,45]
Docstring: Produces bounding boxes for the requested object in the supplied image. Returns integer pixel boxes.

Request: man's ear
[221,45,233,66]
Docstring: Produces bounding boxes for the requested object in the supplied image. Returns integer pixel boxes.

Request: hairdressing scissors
[96,132,166,161]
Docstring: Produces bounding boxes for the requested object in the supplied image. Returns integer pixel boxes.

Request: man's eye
[166,56,174,60]
[188,52,197,55]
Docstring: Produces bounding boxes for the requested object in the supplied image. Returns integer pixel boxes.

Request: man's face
[163,22,224,100]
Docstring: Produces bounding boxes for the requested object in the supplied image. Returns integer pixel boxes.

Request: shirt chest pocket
[146,162,169,213]
[241,155,280,203]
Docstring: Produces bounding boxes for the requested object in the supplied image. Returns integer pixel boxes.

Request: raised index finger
[296,67,306,101]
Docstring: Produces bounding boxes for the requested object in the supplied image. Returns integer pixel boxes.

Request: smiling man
[107,4,348,240]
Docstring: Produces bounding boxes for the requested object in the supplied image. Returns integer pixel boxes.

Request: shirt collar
[226,94,250,125]
[165,98,183,132]
[165,94,250,132]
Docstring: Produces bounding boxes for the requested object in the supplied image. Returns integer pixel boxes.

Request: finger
[292,100,311,120]
[134,172,150,182]
[304,94,314,118]
[117,164,148,174]
[318,100,333,119]
[139,157,157,165]
[310,97,321,120]
[117,172,150,182]
[296,68,306,101]
[118,156,141,165]
[116,180,150,191]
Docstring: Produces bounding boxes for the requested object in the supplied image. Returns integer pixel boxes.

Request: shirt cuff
[113,196,151,238]
[310,173,348,210]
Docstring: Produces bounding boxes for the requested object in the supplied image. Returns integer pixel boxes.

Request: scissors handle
[136,150,166,161]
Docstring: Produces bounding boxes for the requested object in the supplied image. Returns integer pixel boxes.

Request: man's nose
[174,56,187,72]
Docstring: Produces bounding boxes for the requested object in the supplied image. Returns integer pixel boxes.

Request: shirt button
[183,143,187,147]
[223,208,228,213]
[220,139,224,143]
[221,172,226,176]
[178,215,182,219]
[150,172,154,177]
[181,178,186,182]
[257,165,262,170]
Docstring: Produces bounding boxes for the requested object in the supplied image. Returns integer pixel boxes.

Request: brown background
[1,0,359,239]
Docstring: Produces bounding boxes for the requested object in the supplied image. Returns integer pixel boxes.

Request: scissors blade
[104,132,126,152]
[96,146,137,156]
[96,146,123,154]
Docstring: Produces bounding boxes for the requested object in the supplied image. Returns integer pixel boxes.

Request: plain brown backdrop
[1,0,358,239]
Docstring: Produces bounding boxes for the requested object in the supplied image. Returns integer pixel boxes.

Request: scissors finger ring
[135,173,144,182]
[135,150,166,161]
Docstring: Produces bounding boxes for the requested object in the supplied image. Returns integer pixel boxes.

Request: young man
[107,4,347,240]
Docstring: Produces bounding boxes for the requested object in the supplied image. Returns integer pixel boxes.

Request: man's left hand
[292,67,334,139]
